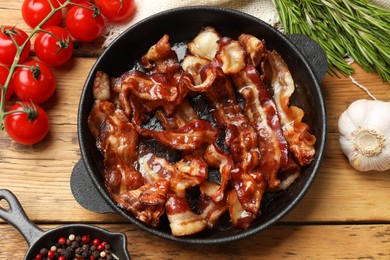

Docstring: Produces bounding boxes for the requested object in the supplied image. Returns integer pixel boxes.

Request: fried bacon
[232,64,289,191]
[226,189,256,229]
[88,26,316,236]
[198,181,228,228]
[230,166,267,214]
[166,194,208,236]
[140,34,181,74]
[238,34,267,67]
[112,179,168,227]
[92,71,111,101]
[187,26,221,60]
[196,63,261,172]
[137,118,218,151]
[262,50,316,166]
[115,71,179,102]
[157,100,233,203]
[214,37,246,74]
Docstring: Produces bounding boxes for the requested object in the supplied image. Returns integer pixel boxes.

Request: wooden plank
[1,224,389,259]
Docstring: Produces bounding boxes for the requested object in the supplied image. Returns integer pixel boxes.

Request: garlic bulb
[338,99,390,172]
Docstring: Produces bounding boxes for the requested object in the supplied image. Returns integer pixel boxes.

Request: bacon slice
[155,99,197,129]
[203,144,233,202]
[226,189,256,229]
[277,156,301,191]
[88,100,116,139]
[171,155,208,197]
[199,64,260,171]
[232,65,289,190]
[230,166,267,215]
[214,37,246,74]
[198,181,228,228]
[187,26,221,60]
[183,63,251,159]
[182,51,266,218]
[238,34,267,67]
[137,118,218,151]
[89,101,143,194]
[140,34,181,74]
[181,55,210,85]
[112,179,169,227]
[115,71,179,102]
[157,100,233,202]
[92,71,111,101]
[181,56,218,92]
[138,147,176,184]
[182,50,265,214]
[165,194,208,236]
[262,50,316,166]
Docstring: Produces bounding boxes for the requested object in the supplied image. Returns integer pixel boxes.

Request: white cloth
[102,0,279,47]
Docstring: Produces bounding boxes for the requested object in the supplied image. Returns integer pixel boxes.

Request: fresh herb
[273,0,390,83]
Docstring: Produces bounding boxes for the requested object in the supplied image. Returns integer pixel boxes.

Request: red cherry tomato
[4,101,49,145]
[0,26,31,67]
[12,61,56,104]
[34,26,74,67]
[0,65,14,101]
[21,0,62,29]
[95,0,136,22]
[65,2,105,42]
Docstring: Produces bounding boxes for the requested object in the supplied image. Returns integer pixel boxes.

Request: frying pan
[71,6,328,244]
[0,189,131,259]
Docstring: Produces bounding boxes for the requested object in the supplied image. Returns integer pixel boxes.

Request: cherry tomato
[0,26,31,67]
[65,2,105,42]
[0,65,14,101]
[4,101,49,145]
[12,61,56,104]
[34,26,74,67]
[21,0,62,29]
[95,0,136,22]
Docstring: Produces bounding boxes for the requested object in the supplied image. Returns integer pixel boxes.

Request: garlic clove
[338,99,390,172]
[365,102,390,133]
[344,99,369,128]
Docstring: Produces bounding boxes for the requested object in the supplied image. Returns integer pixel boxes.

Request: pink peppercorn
[81,235,91,244]
[58,237,67,245]
[92,238,100,246]
[47,250,55,259]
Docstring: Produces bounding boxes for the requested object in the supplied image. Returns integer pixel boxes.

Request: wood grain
[1,224,389,259]
[1,0,390,259]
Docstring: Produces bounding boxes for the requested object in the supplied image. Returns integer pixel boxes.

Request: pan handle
[287,34,328,83]
[0,189,44,246]
[70,159,116,214]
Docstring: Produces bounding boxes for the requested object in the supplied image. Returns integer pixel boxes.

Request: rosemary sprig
[273,0,390,83]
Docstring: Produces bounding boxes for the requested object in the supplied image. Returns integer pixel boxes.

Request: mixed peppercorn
[33,233,117,260]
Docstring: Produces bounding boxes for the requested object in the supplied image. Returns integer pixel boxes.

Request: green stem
[0,0,72,126]
[273,0,390,83]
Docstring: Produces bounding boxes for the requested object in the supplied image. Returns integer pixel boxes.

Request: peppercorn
[81,235,91,244]
[71,241,79,248]
[58,237,67,246]
[34,233,116,260]
[40,248,48,256]
[68,234,75,241]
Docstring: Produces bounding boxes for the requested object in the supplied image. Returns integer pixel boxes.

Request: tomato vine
[0,0,136,144]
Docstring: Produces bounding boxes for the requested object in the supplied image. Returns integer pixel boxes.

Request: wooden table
[1,1,389,259]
